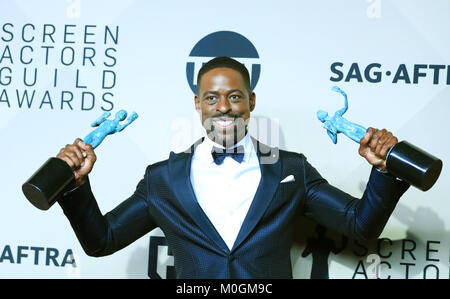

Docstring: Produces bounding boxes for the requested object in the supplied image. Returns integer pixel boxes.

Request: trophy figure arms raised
[22,110,138,210]
[317,87,442,192]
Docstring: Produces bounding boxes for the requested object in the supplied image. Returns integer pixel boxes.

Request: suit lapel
[168,137,282,254]
[231,137,282,252]
[168,138,229,253]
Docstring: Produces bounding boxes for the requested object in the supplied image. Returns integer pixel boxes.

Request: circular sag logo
[186,31,260,94]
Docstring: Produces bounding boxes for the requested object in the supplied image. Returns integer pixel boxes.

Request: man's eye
[205,96,216,101]
[230,95,241,101]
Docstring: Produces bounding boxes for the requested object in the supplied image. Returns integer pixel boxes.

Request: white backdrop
[0,0,449,279]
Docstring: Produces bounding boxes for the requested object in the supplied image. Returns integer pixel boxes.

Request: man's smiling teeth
[214,119,234,127]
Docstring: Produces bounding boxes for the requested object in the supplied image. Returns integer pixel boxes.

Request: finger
[64,144,82,168]
[379,143,392,159]
[360,127,374,146]
[57,154,73,168]
[75,138,89,158]
[71,141,85,161]
[358,128,372,157]
[77,139,90,152]
[56,147,67,160]
[58,151,76,169]
[86,146,96,163]
[78,141,96,163]
[380,136,398,157]
[77,141,97,175]
[369,128,384,149]
[375,130,391,154]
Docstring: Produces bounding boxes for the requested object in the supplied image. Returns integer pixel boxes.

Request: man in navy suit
[57,57,409,278]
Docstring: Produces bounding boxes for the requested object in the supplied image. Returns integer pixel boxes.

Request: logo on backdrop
[0,244,77,270]
[148,236,175,279]
[329,62,450,85]
[186,31,260,94]
[0,23,119,111]
[299,222,447,279]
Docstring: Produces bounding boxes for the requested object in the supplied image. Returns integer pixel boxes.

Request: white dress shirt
[190,133,261,250]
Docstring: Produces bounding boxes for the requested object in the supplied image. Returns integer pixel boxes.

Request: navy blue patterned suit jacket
[59,137,409,278]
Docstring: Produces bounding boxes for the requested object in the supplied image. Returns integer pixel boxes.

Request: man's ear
[249,92,256,112]
[194,95,201,112]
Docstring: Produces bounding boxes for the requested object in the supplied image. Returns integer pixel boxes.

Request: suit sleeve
[58,168,157,257]
[301,156,410,240]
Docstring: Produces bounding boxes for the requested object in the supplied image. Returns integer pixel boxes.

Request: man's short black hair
[196,56,251,94]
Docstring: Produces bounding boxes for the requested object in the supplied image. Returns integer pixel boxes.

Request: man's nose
[217,96,231,114]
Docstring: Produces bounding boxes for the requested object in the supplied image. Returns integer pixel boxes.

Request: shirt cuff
[374,167,403,182]
[374,167,388,174]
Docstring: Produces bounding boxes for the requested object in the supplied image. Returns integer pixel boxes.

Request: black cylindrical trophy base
[386,141,443,191]
[22,157,75,210]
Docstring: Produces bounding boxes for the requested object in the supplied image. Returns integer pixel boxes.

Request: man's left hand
[359,127,398,171]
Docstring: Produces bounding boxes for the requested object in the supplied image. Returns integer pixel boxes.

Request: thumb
[360,128,374,146]
[77,140,97,171]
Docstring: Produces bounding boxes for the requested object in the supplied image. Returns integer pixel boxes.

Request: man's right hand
[56,138,97,187]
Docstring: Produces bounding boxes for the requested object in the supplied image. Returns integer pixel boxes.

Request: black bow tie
[211,145,245,165]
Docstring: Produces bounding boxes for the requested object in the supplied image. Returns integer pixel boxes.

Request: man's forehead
[202,67,244,79]
[199,67,245,88]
